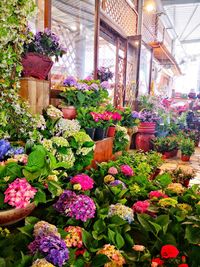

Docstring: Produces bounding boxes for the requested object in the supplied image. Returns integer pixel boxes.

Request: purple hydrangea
[109,180,127,190]
[63,76,77,87]
[101,81,110,90]
[132,111,140,119]
[54,190,96,222]
[0,139,11,160]
[76,83,89,91]
[139,110,160,123]
[89,83,99,91]
[29,235,69,267]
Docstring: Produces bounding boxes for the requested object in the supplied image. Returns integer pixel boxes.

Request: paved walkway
[160,148,200,186]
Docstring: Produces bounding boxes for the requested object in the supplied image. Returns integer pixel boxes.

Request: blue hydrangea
[0,139,11,160]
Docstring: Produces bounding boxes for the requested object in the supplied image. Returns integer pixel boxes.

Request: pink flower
[84,75,93,81]
[149,191,168,199]
[108,167,118,175]
[70,174,94,191]
[4,178,37,208]
[132,200,150,213]
[120,165,134,176]
[112,112,122,121]
[132,245,145,251]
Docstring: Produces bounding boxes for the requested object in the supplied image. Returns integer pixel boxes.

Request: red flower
[178,264,189,267]
[161,245,179,259]
[151,257,164,265]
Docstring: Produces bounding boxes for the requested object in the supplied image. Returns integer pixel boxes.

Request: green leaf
[54,162,71,169]
[185,225,200,244]
[108,228,115,244]
[34,188,46,205]
[148,221,162,235]
[91,254,109,267]
[124,233,134,246]
[137,214,151,232]
[25,216,39,225]
[93,219,106,233]
[110,215,127,226]
[0,258,6,267]
[115,232,125,249]
[73,258,85,267]
[18,224,33,238]
[82,230,93,249]
[47,181,62,198]
[25,146,46,171]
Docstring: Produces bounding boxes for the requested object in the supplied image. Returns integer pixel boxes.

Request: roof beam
[181,38,200,43]
[162,0,200,5]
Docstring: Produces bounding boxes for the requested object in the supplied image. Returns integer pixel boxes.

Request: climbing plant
[0,0,35,91]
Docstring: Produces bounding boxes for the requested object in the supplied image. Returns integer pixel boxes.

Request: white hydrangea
[55,118,81,137]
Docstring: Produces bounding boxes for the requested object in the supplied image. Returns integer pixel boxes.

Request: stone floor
[160,147,200,186]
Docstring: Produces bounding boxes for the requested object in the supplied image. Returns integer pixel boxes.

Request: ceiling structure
[161,0,200,58]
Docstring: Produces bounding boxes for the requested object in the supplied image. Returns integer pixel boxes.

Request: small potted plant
[96,66,114,82]
[169,167,196,187]
[152,136,179,159]
[180,138,195,161]
[22,28,66,80]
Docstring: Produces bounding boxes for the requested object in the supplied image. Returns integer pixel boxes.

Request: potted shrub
[153,136,179,158]
[169,167,196,187]
[22,29,66,80]
[180,138,195,161]
[136,110,160,152]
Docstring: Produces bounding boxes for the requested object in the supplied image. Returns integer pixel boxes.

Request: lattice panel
[101,0,137,36]
[142,12,157,43]
[115,56,125,106]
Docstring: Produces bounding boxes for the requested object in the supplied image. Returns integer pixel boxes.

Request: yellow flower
[73,184,82,190]
[47,175,58,182]
[104,175,115,183]
[31,259,55,267]
[158,197,178,207]
[167,183,185,194]
[177,203,192,213]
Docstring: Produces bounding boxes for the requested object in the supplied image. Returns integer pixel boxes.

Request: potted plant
[169,167,196,187]
[136,110,160,152]
[96,66,114,82]
[153,136,179,159]
[22,28,66,80]
[180,138,195,161]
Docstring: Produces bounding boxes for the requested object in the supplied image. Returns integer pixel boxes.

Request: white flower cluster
[55,118,81,137]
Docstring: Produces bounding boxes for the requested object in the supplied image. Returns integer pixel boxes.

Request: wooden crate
[19,77,50,114]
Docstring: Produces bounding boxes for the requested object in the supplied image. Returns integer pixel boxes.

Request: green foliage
[180,138,195,156]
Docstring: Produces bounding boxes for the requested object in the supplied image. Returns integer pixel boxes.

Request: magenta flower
[112,112,122,121]
[120,165,134,176]
[149,190,168,199]
[108,167,118,175]
[4,178,37,208]
[70,174,94,191]
[132,200,150,214]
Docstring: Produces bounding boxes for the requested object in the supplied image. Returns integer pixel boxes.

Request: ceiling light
[144,0,156,13]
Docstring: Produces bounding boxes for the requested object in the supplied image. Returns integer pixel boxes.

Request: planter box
[88,137,114,168]
[20,77,50,114]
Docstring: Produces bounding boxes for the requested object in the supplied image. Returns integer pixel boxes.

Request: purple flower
[54,190,96,222]
[139,110,160,123]
[63,76,77,87]
[76,83,89,91]
[132,111,140,119]
[110,180,127,189]
[0,139,11,160]
[29,235,69,267]
[84,75,93,81]
[89,83,99,91]
[101,81,110,90]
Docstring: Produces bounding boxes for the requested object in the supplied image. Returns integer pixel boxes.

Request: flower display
[4,178,37,208]
[108,203,134,223]
[35,114,46,130]
[54,190,96,222]
[97,244,125,266]
[33,221,60,238]
[149,190,168,199]
[139,110,160,123]
[160,244,179,259]
[64,226,83,248]
[104,175,115,183]
[167,183,185,194]
[46,105,63,120]
[108,167,118,175]
[55,118,81,137]
[109,180,127,189]
[0,139,11,160]
[70,174,94,191]
[120,165,134,176]
[158,198,178,207]
[29,235,69,267]
[132,200,150,214]
[31,259,55,267]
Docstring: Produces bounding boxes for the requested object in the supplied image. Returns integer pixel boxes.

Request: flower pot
[85,128,95,140]
[0,203,35,226]
[138,122,156,134]
[149,168,161,180]
[181,154,191,162]
[172,149,178,157]
[61,106,77,119]
[107,126,116,137]
[94,128,106,141]
[136,132,155,152]
[22,52,53,80]
[183,179,190,187]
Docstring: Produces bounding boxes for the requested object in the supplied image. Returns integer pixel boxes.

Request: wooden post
[19,78,50,114]
[94,0,100,79]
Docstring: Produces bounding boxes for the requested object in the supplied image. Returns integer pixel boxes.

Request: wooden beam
[162,0,200,5]
[44,0,51,29]
[94,0,100,79]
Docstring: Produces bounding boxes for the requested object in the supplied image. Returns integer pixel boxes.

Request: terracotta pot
[85,128,95,140]
[61,106,77,119]
[107,126,116,137]
[135,132,155,152]
[94,128,106,141]
[22,52,53,80]
[172,149,178,157]
[138,122,156,134]
[149,168,161,180]
[0,203,35,226]
[183,179,190,187]
[181,154,191,162]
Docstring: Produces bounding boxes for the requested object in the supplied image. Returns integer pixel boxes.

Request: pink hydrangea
[70,174,94,191]
[4,178,37,208]
[149,190,168,199]
[120,165,134,176]
[108,167,118,175]
[132,200,150,213]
